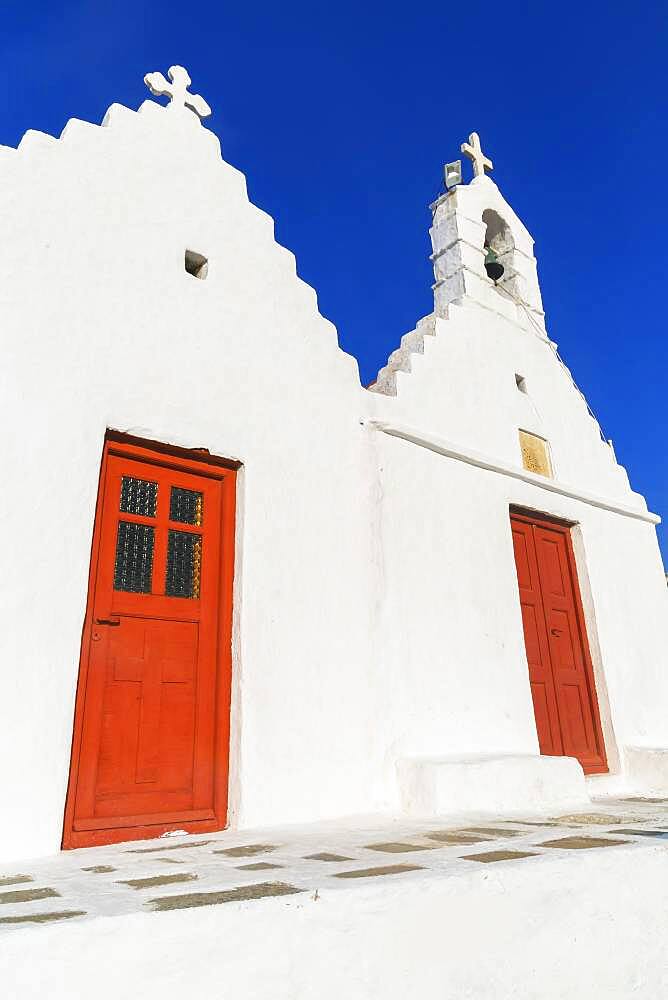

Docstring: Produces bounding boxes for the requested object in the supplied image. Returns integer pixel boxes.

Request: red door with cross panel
[63,437,236,848]
[510,511,607,775]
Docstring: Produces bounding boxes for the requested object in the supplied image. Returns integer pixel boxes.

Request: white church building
[2,67,668,998]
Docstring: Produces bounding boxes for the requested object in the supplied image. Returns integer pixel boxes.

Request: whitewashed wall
[0,102,383,862]
[367,274,668,797]
[0,98,666,864]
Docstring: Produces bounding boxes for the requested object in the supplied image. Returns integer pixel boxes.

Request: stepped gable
[368,314,438,397]
[0,80,360,385]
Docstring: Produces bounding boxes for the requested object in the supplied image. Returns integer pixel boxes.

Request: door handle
[96,616,121,626]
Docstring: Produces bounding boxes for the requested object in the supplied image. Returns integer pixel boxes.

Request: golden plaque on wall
[519,430,553,478]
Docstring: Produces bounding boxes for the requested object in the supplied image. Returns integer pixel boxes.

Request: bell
[484,247,504,282]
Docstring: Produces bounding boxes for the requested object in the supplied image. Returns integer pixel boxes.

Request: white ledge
[366,420,661,526]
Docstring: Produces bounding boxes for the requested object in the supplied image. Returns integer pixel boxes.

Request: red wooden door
[63,437,236,848]
[510,512,607,774]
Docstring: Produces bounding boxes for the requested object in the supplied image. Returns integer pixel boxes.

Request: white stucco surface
[6,860,667,1000]
[397,753,588,816]
[2,802,668,999]
[0,85,666,868]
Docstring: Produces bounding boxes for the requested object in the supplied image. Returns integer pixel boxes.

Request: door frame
[62,432,239,849]
[510,506,608,775]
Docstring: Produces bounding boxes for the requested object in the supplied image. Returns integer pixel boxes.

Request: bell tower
[430,132,546,336]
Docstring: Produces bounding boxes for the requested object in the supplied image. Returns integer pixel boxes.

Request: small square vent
[185,250,208,280]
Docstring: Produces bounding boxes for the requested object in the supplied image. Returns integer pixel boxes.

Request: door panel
[510,513,607,774]
[63,438,236,849]
[512,521,563,756]
[562,684,589,753]
[94,618,198,809]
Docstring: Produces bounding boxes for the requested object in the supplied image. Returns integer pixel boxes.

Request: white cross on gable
[461,132,493,178]
[144,65,212,119]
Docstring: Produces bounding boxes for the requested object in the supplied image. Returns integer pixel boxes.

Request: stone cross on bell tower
[461,131,493,178]
[144,65,212,118]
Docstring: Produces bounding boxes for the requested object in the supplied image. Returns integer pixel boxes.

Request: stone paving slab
[0,796,666,933]
[148,881,304,912]
[333,863,423,879]
[460,849,539,863]
[0,909,87,926]
[539,836,630,850]
[0,875,33,887]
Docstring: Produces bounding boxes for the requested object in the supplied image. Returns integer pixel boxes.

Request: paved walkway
[2,796,667,932]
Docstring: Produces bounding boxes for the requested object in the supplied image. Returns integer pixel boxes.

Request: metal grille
[120,476,158,517]
[166,530,202,599]
[169,487,203,526]
[113,521,155,593]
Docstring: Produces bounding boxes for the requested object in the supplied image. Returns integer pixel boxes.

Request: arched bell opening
[482,209,518,297]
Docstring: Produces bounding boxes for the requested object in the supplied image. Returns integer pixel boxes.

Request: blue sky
[2,2,666,559]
